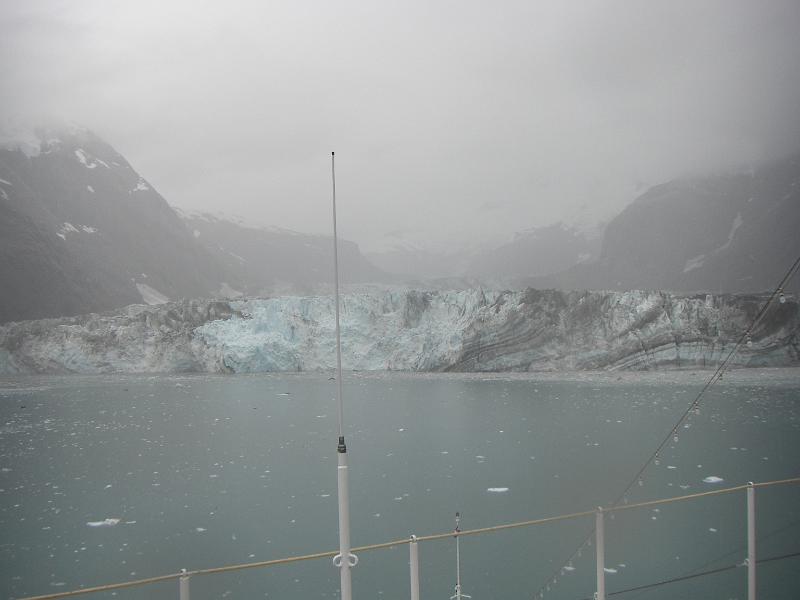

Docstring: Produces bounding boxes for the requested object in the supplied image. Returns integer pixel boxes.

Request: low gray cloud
[2,0,799,251]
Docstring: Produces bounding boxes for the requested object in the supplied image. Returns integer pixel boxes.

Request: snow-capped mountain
[530,151,800,293]
[0,123,227,322]
[0,123,388,322]
[1,289,797,374]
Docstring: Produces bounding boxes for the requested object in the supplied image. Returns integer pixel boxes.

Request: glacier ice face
[0,289,798,374]
[196,290,512,372]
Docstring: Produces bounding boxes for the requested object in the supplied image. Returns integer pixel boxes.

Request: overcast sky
[2,0,799,252]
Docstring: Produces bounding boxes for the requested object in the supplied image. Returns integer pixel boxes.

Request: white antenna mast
[451,512,471,600]
[330,151,357,600]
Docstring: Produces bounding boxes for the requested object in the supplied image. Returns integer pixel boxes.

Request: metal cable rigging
[533,254,800,599]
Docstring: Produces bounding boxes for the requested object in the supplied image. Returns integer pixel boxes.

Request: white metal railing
[17,477,800,600]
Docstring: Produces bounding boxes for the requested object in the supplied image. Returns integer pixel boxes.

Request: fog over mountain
[528,152,800,294]
[2,1,799,251]
[0,125,389,323]
[1,124,799,324]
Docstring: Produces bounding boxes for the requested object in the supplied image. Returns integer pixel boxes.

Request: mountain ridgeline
[1,124,799,326]
[0,125,388,323]
[528,153,800,294]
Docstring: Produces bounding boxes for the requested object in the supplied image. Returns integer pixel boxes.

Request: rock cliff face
[1,289,797,374]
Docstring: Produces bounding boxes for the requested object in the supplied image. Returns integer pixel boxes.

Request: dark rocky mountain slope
[0,124,387,322]
[530,152,800,293]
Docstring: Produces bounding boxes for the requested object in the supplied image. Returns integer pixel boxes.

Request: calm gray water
[1,370,799,600]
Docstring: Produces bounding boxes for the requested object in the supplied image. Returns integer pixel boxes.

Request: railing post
[595,508,605,600]
[747,483,756,600]
[409,535,420,600]
[179,569,190,600]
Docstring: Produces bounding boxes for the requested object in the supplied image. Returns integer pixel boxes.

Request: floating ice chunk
[487,487,509,493]
[703,476,724,484]
[87,518,120,527]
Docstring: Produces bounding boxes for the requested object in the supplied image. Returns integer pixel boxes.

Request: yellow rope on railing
[18,476,800,600]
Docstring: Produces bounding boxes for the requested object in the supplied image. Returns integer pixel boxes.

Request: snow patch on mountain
[136,283,169,305]
[715,212,743,253]
[683,254,706,273]
[74,148,109,169]
[133,178,150,192]
[56,222,80,240]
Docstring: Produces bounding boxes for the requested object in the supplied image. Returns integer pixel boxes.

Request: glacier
[0,289,797,375]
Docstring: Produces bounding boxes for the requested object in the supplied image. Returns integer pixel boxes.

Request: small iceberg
[487,487,509,493]
[87,518,120,527]
[703,476,724,484]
